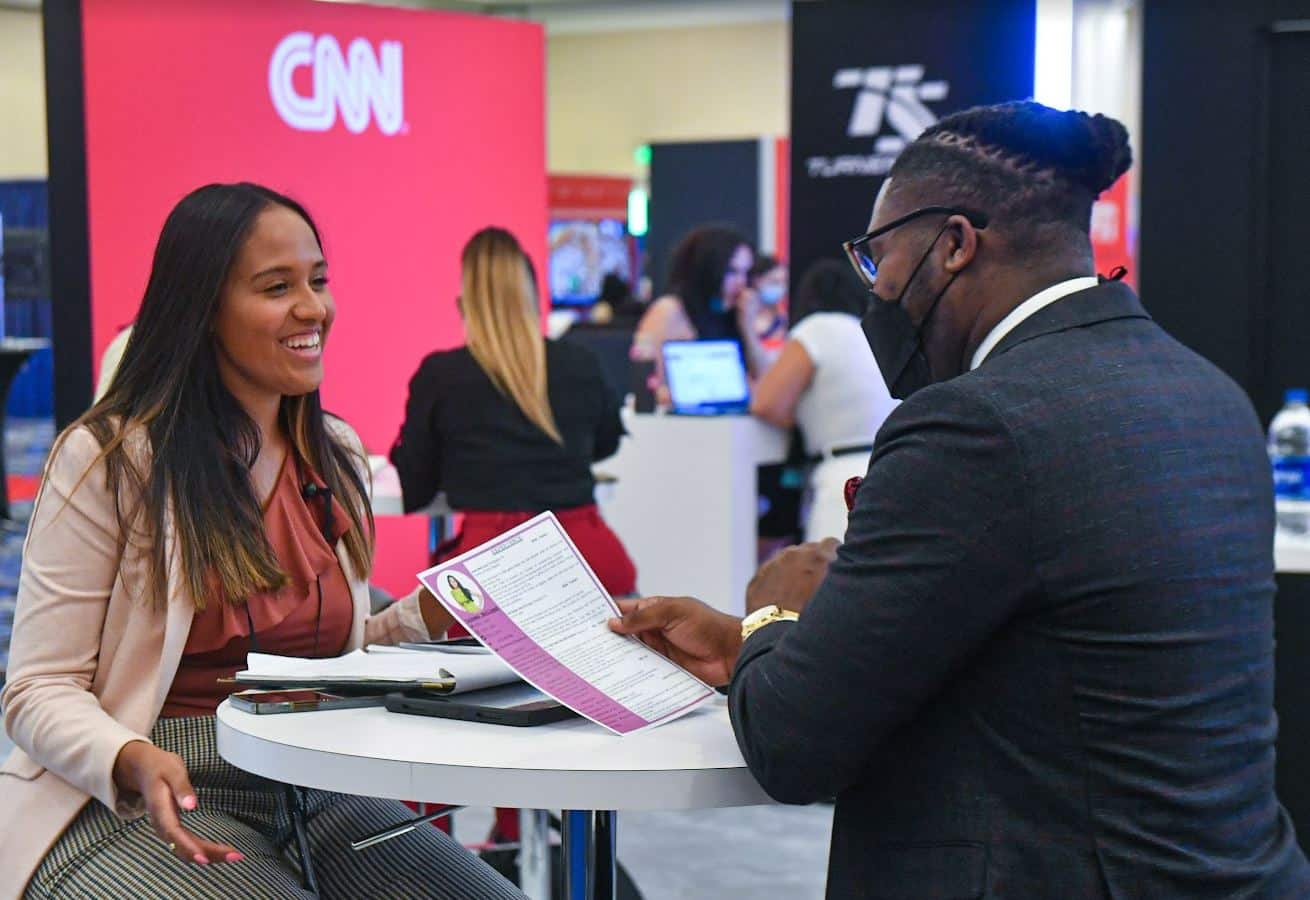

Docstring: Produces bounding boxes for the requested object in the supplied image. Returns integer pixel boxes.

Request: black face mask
[861,223,959,400]
[862,296,933,400]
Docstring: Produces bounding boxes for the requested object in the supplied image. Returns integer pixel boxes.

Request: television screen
[548,218,631,306]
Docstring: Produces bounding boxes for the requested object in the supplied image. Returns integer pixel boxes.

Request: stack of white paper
[235,648,520,694]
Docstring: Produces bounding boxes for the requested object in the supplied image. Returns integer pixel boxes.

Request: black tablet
[384,682,578,727]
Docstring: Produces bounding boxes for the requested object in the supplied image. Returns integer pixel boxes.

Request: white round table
[216,697,771,898]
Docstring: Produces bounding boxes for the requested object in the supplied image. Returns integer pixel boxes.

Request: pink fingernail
[181,795,197,810]
[226,852,245,863]
[193,854,209,865]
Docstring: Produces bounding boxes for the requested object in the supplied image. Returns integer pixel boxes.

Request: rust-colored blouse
[160,456,353,717]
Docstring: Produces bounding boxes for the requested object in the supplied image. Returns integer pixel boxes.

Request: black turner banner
[788,0,1037,286]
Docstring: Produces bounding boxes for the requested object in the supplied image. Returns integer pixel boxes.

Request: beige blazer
[0,421,432,896]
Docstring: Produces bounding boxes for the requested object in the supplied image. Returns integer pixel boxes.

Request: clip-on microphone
[300,481,336,657]
[301,482,336,545]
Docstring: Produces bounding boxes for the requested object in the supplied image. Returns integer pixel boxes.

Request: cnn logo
[269,32,404,136]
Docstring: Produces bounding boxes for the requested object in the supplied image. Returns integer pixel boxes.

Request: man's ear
[942,215,980,273]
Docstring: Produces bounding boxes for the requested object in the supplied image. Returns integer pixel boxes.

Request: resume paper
[417,511,714,734]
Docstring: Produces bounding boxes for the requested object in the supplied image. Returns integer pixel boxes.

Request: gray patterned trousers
[25,716,525,899]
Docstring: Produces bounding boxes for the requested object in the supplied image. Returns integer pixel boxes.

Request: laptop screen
[662,340,750,414]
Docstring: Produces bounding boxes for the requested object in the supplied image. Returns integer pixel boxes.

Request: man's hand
[746,537,840,615]
[112,741,244,865]
[608,596,743,687]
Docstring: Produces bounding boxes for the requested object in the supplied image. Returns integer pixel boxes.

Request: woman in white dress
[750,260,900,543]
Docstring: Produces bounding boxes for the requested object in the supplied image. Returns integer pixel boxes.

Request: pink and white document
[417,511,715,734]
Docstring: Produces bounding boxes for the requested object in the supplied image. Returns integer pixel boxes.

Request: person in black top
[389,226,636,594]
[391,226,638,852]
[390,340,623,514]
[589,273,646,329]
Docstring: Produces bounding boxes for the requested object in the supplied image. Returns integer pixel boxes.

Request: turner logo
[269,32,405,136]
[806,64,949,179]
[836,65,948,154]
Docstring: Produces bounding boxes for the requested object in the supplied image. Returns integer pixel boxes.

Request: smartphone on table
[229,689,387,715]
[397,636,490,654]
[385,683,577,727]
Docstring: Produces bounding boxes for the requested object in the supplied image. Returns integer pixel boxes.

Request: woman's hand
[654,383,672,410]
[111,741,244,865]
[418,585,456,638]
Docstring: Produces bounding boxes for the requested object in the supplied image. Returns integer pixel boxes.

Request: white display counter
[599,412,788,615]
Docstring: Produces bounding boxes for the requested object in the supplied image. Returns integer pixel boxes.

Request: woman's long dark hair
[62,182,373,610]
[665,224,752,336]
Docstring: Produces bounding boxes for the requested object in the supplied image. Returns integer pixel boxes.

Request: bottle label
[1273,457,1310,498]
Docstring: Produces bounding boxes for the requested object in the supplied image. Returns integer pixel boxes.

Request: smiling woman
[0,183,524,899]
[213,204,333,407]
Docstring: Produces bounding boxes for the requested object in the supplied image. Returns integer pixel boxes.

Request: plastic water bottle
[1270,388,1310,537]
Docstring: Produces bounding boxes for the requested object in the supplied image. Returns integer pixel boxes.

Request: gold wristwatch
[740,604,800,640]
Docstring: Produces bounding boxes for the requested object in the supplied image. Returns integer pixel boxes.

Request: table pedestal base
[518,809,551,899]
[561,809,616,900]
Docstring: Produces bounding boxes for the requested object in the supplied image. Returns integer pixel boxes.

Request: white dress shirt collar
[969,276,1100,371]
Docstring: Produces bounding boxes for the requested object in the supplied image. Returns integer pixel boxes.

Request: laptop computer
[661,339,751,416]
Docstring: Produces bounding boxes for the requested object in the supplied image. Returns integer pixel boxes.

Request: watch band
[740,604,800,640]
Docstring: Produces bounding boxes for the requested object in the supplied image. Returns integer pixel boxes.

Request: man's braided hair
[888,101,1133,246]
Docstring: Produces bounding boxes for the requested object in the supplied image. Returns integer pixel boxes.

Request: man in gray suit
[611,102,1310,898]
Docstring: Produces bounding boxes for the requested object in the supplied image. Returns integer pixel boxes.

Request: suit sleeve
[389,357,445,514]
[728,381,1035,803]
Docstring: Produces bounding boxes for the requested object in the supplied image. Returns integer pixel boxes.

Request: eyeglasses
[842,206,989,293]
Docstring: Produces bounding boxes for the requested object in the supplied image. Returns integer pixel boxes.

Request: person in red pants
[391,227,638,845]
[444,505,635,599]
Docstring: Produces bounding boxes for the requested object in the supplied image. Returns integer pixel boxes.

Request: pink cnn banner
[79,0,547,594]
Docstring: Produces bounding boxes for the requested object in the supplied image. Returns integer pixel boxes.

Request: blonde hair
[460,228,562,444]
